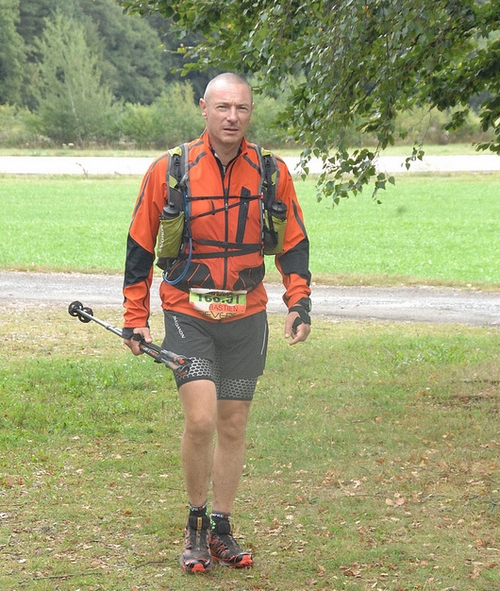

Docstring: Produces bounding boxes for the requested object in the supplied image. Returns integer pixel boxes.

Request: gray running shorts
[162,310,268,399]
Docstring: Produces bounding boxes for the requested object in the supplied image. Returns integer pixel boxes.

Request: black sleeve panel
[124,234,155,288]
[277,238,311,284]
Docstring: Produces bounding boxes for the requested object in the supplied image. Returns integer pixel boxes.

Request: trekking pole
[68,301,190,376]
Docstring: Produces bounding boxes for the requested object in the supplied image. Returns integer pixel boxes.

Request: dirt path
[1,154,500,175]
[1,271,498,327]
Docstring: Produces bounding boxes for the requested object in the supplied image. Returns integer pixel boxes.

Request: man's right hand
[123,327,153,356]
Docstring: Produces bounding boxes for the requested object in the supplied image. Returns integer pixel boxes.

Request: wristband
[289,305,311,324]
[289,297,311,320]
[122,321,150,340]
[122,327,135,339]
[293,297,312,313]
[289,301,311,334]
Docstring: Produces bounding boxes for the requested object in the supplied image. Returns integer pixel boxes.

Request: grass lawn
[0,170,499,590]
[1,173,499,288]
[1,307,499,590]
[299,173,500,288]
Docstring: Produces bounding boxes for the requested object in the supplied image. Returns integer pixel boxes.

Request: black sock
[211,511,231,521]
[189,503,207,518]
[211,511,231,531]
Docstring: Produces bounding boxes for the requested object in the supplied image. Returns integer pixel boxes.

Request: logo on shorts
[172,315,185,339]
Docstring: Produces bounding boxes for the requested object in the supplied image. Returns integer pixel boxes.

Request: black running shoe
[210,519,254,568]
[179,515,212,573]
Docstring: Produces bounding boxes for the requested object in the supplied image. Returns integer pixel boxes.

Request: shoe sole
[180,557,213,573]
[212,554,254,569]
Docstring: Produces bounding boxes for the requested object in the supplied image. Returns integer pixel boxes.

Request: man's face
[200,81,254,153]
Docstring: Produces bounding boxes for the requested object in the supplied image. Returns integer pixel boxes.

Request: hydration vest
[156,143,287,282]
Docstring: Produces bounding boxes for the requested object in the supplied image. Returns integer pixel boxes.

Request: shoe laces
[211,519,243,553]
[186,515,211,550]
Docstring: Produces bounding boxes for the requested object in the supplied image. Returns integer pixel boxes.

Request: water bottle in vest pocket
[156,201,185,261]
[263,199,287,255]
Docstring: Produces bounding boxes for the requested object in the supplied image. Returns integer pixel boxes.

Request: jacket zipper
[216,153,237,290]
[222,166,233,289]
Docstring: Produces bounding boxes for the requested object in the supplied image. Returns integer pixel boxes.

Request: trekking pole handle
[131,333,190,373]
[68,301,190,376]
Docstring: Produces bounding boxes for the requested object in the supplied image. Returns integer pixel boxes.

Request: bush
[0,105,40,147]
[248,94,291,148]
[119,82,204,148]
[153,82,205,147]
[119,103,160,148]
[0,84,495,150]
[395,107,494,145]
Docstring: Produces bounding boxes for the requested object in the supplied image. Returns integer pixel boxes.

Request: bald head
[203,73,253,104]
[199,72,254,164]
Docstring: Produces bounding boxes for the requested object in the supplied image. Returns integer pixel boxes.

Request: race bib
[189,289,247,320]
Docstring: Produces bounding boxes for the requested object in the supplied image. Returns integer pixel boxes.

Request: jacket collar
[201,129,248,161]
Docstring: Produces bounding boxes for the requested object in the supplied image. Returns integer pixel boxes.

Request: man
[122,73,311,573]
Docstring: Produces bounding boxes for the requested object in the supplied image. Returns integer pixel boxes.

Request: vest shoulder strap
[166,143,189,209]
[256,145,280,209]
[167,142,278,208]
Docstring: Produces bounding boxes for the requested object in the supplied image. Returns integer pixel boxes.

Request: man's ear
[199,98,208,119]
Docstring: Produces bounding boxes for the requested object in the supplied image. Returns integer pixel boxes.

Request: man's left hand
[284,310,311,345]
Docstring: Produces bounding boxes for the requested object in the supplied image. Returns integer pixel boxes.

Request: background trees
[34,13,118,144]
[17,0,169,107]
[73,0,169,105]
[0,0,26,105]
[0,0,498,168]
[0,0,222,145]
[119,0,500,199]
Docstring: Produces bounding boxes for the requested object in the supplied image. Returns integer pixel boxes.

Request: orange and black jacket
[123,131,311,329]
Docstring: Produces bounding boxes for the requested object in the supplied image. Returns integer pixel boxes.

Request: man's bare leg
[210,398,254,568]
[178,379,217,573]
[212,399,251,513]
[179,379,218,506]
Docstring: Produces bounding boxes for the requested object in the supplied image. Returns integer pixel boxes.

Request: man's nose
[226,107,238,120]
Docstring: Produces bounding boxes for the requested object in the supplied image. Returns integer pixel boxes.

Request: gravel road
[1,271,498,327]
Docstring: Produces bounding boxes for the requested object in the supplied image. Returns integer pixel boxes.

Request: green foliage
[0,0,26,105]
[119,0,500,202]
[2,0,497,155]
[394,107,493,146]
[120,82,205,147]
[153,82,205,145]
[120,103,160,148]
[76,0,168,104]
[0,104,38,147]
[18,0,64,47]
[34,12,119,145]
[248,91,291,148]
[15,0,169,108]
